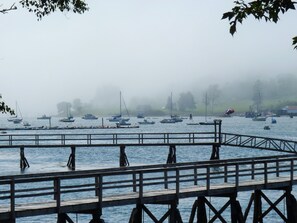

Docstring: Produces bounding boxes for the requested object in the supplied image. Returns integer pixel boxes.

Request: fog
[1,1,297,117]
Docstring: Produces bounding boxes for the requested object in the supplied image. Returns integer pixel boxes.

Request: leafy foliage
[222,0,297,49]
[19,0,88,19]
[0,95,14,115]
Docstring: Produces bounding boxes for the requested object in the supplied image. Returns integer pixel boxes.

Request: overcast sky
[1,0,297,116]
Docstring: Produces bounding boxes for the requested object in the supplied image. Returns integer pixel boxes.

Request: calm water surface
[0,116,296,222]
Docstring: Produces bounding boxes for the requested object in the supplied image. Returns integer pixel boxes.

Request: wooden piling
[129,204,143,223]
[210,145,220,160]
[57,213,74,223]
[120,145,129,167]
[67,146,76,170]
[286,189,297,222]
[253,190,263,223]
[20,146,29,169]
[167,145,176,164]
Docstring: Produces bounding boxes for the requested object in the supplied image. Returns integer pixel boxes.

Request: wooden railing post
[251,159,255,180]
[164,168,168,189]
[290,159,294,185]
[206,166,210,191]
[276,158,280,177]
[235,163,239,188]
[133,173,137,192]
[97,175,103,218]
[54,178,61,213]
[139,172,143,203]
[176,169,180,199]
[10,178,16,222]
[224,165,228,183]
[194,167,198,185]
[264,162,268,185]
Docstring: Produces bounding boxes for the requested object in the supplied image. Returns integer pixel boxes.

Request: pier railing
[221,132,297,154]
[1,131,297,154]
[0,131,219,148]
[1,154,297,221]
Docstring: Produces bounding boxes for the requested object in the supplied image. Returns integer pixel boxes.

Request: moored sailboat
[108,91,130,122]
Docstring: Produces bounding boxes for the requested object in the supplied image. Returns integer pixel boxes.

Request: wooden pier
[1,155,297,222]
[1,120,297,222]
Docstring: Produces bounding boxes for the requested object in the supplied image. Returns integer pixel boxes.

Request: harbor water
[0,115,296,222]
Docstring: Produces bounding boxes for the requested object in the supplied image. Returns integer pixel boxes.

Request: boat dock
[1,120,297,222]
[1,155,297,222]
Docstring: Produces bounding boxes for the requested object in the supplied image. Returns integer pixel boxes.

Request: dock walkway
[1,155,297,222]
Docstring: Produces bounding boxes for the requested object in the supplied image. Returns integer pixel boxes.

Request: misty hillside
[56,73,297,117]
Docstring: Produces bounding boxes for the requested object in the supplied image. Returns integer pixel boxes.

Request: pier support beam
[57,213,74,223]
[129,204,143,223]
[243,189,295,223]
[129,201,183,223]
[89,212,105,223]
[20,146,30,170]
[286,190,297,222]
[189,194,244,223]
[120,145,129,167]
[167,145,176,164]
[67,146,76,170]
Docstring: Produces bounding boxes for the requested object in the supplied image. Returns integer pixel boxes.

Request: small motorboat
[116,119,131,127]
[60,117,75,122]
[37,115,51,120]
[264,126,270,130]
[82,114,98,120]
[138,119,155,125]
[160,118,176,124]
[252,116,266,121]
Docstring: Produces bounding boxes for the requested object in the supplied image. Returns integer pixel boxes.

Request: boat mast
[170,92,173,117]
[120,91,122,116]
[205,93,208,122]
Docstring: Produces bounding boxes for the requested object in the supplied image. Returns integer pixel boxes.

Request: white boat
[82,114,98,120]
[171,115,183,122]
[8,102,23,123]
[60,105,75,122]
[108,91,130,122]
[23,121,31,127]
[60,117,75,122]
[160,93,181,124]
[252,116,266,121]
[37,115,51,120]
[160,118,176,124]
[116,119,131,127]
[12,118,23,124]
[199,92,212,125]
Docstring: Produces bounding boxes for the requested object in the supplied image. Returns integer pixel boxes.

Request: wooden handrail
[0,155,297,221]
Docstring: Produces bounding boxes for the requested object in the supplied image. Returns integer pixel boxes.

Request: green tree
[1,1,88,19]
[223,0,297,49]
[0,95,14,115]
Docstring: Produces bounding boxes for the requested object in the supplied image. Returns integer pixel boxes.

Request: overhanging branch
[0,3,17,14]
